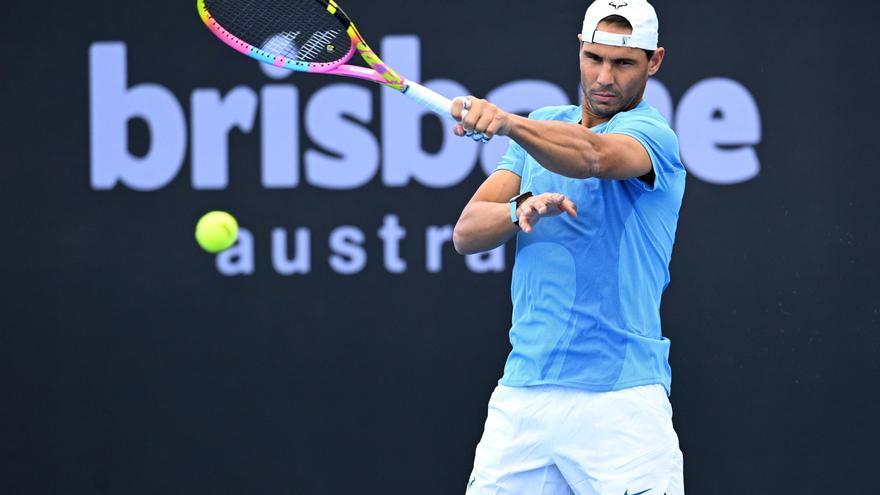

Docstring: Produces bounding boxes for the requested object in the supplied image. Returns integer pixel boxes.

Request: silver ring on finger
[463,96,472,110]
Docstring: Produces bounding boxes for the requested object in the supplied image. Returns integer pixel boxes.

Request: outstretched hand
[517,193,578,234]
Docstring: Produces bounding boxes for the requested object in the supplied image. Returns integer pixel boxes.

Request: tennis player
[451,1,685,493]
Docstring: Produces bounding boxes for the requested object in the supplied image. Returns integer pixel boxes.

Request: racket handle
[403,80,453,117]
[403,81,489,142]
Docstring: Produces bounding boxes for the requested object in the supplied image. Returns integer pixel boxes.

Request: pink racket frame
[196,0,406,89]
[196,0,488,140]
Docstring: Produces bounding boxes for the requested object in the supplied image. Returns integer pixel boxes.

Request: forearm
[452,201,518,255]
[506,114,599,179]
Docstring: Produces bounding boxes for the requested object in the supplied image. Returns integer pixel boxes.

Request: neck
[581,107,609,128]
[581,97,642,128]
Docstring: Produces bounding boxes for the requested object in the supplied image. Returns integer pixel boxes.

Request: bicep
[468,170,522,205]
[593,133,653,181]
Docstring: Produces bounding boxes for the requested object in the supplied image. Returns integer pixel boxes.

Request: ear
[647,47,665,76]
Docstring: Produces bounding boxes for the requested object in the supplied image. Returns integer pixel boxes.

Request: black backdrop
[3,0,880,493]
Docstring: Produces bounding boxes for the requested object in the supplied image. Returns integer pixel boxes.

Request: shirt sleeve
[494,137,527,177]
[607,114,684,192]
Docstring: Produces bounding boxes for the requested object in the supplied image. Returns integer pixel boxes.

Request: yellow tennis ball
[195,211,239,253]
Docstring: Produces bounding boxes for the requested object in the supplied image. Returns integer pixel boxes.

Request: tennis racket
[196,0,488,141]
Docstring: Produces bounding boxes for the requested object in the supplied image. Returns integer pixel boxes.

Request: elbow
[584,157,602,179]
[579,149,602,179]
[578,134,603,179]
[452,223,477,256]
[452,225,469,255]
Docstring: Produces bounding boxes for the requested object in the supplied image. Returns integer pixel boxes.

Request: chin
[588,101,621,117]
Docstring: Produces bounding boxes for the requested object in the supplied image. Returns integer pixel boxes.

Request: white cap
[581,0,659,51]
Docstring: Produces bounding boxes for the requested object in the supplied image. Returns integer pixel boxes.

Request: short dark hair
[598,15,655,60]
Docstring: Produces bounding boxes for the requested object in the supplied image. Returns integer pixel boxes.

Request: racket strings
[205,0,351,64]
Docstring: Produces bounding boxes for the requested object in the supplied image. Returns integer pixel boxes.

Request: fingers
[518,197,547,220]
[459,96,478,130]
[516,193,578,234]
[561,198,578,218]
[545,193,564,207]
[542,194,577,218]
[518,213,531,233]
[559,199,577,218]
[533,194,562,216]
[516,199,543,234]
[519,208,536,233]
[475,110,496,139]
[450,96,467,122]
[451,96,506,143]
[534,199,549,216]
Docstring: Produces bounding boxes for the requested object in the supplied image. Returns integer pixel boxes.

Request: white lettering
[305,84,379,189]
[89,42,186,191]
[644,78,673,124]
[466,246,505,273]
[676,78,762,185]
[261,85,300,188]
[377,214,407,274]
[190,87,258,189]
[381,36,479,188]
[217,227,254,276]
[271,227,311,275]
[328,226,367,274]
[425,225,454,273]
[90,39,765,193]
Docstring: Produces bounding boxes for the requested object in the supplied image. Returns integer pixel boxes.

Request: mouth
[590,92,618,104]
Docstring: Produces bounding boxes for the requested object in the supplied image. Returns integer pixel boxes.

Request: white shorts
[466,384,684,495]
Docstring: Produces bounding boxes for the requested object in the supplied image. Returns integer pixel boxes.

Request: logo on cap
[609,1,628,9]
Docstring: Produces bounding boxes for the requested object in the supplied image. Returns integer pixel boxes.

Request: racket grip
[403,81,489,142]
[403,80,454,117]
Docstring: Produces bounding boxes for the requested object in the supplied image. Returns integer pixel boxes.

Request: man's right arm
[452,170,522,255]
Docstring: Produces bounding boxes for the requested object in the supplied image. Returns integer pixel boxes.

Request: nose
[596,62,614,87]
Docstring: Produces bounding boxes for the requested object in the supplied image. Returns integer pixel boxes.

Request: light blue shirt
[496,101,686,394]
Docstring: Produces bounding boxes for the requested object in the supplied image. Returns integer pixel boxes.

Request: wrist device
[509,192,533,226]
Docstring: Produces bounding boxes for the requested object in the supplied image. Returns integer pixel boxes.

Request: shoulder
[607,102,678,149]
[607,102,675,135]
[527,105,581,122]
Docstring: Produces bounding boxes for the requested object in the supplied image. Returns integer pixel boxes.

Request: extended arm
[506,115,652,181]
[451,99,653,182]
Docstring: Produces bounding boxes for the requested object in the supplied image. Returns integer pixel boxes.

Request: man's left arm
[451,98,652,182]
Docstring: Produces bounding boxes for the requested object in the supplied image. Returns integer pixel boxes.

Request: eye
[616,59,635,66]
[584,52,601,62]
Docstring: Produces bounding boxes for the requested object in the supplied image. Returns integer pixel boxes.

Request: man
[450,1,686,494]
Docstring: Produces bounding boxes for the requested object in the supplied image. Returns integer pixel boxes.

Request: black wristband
[508,192,533,226]
[514,192,533,209]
